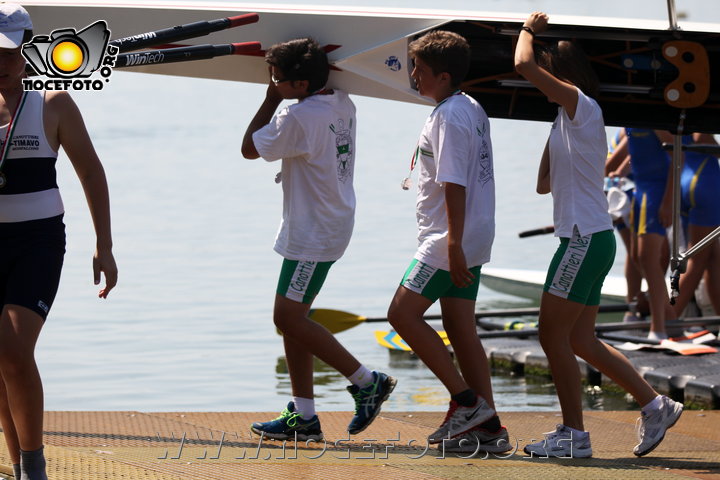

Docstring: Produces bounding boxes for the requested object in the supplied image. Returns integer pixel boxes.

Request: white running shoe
[523,424,592,458]
[441,426,512,454]
[427,397,495,444]
[633,396,683,457]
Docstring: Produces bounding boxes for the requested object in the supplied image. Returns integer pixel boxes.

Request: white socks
[293,396,316,420]
[347,365,374,389]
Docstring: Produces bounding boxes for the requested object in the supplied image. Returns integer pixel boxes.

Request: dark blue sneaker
[347,371,397,434]
[250,402,323,441]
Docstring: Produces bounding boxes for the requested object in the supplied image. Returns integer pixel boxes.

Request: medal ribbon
[401,90,462,190]
[0,91,29,179]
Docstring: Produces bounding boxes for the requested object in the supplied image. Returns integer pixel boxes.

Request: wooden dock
[0,409,718,479]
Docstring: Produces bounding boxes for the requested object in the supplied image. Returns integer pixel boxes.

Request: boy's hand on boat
[265,66,284,104]
[265,81,283,103]
[524,12,549,34]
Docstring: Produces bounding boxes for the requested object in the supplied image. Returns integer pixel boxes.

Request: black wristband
[520,26,536,38]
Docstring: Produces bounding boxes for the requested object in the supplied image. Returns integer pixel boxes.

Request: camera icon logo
[22,20,110,78]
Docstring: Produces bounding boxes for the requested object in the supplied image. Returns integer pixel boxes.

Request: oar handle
[110,13,260,53]
[114,42,262,68]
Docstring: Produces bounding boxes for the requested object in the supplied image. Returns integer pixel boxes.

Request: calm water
[36,0,719,413]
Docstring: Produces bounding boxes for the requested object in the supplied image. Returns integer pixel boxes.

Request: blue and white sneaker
[250,402,323,441]
[347,371,397,434]
[524,424,592,458]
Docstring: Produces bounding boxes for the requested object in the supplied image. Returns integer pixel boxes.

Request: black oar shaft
[476,316,720,339]
[364,303,630,323]
[662,142,720,156]
[110,13,260,53]
[597,332,661,344]
[114,42,261,68]
[518,225,555,238]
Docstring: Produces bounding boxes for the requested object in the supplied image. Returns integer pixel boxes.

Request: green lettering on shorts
[277,259,335,304]
[400,259,482,302]
[543,228,616,305]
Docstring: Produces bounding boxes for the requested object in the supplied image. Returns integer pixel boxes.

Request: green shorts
[277,259,335,304]
[400,259,481,303]
[543,227,616,306]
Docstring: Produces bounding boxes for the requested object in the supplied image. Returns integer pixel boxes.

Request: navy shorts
[0,215,66,320]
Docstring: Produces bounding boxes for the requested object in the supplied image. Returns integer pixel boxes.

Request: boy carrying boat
[387,30,509,454]
[0,4,118,479]
[241,37,395,441]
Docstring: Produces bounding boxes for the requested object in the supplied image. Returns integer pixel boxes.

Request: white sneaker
[633,396,683,456]
[523,424,592,458]
[427,397,495,443]
[441,426,512,454]
[647,330,668,341]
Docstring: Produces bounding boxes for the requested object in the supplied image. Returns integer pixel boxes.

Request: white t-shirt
[548,88,613,237]
[252,90,356,261]
[414,93,495,270]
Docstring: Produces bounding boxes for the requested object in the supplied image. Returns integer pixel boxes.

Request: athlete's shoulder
[444,94,488,124]
[44,90,79,113]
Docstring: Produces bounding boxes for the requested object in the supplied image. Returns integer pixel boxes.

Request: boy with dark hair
[387,30,509,454]
[241,37,395,441]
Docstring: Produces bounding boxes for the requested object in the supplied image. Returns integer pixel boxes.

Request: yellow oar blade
[375,330,411,351]
[308,308,367,334]
[374,330,449,352]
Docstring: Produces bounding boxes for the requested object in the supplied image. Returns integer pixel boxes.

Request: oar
[113,42,262,68]
[308,303,631,334]
[518,225,555,238]
[474,316,720,339]
[109,13,260,53]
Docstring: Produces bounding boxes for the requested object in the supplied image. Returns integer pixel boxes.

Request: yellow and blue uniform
[626,128,669,236]
[681,137,720,228]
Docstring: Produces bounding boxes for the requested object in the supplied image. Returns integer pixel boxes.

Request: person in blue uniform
[623,128,677,339]
[672,132,720,316]
[0,5,117,479]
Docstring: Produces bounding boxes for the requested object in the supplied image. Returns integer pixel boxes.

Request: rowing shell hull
[21,1,720,132]
[481,267,628,304]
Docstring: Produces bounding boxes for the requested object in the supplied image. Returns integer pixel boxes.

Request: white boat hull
[481,267,629,304]
[20,1,720,131]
